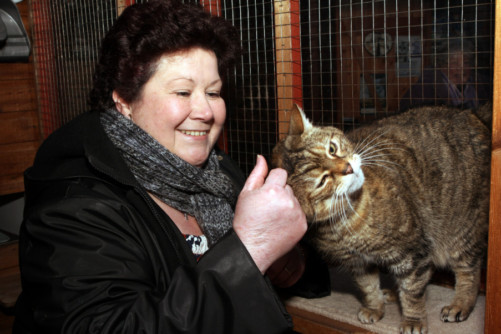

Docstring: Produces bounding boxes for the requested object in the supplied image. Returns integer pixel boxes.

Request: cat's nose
[343,163,353,175]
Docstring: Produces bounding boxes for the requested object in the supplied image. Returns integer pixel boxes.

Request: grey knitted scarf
[100,109,238,246]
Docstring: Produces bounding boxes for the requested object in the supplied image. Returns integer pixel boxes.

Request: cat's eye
[329,142,337,157]
[318,174,329,188]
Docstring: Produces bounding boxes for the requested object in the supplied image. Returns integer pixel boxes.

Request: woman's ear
[112,91,133,120]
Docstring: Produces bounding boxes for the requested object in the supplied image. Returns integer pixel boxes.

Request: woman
[399,38,491,112]
[14,1,319,333]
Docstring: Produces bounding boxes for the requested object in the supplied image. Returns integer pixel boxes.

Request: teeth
[181,130,208,136]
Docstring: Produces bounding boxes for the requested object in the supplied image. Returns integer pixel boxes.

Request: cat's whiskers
[312,211,318,223]
[358,141,407,172]
[343,192,361,220]
[361,154,404,172]
[363,158,402,168]
[354,130,408,176]
[360,152,396,164]
[361,158,403,173]
[354,129,389,156]
[357,144,407,162]
[328,184,362,236]
[332,194,351,235]
[361,162,398,173]
[360,142,407,154]
[338,196,353,235]
[328,194,340,234]
[326,193,341,226]
[356,131,406,154]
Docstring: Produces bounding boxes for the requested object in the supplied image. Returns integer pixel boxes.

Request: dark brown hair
[89,0,240,111]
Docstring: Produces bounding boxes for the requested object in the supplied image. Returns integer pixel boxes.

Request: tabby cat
[272,104,490,334]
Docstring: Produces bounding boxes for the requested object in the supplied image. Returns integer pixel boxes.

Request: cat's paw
[399,319,428,334]
[441,304,473,322]
[382,288,397,303]
[357,306,384,324]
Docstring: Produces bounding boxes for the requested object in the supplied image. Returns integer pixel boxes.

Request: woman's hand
[233,155,307,274]
[266,245,306,288]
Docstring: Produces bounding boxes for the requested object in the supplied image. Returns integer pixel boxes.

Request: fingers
[284,184,295,197]
[243,155,290,191]
[235,155,306,274]
[264,168,288,187]
[242,155,268,192]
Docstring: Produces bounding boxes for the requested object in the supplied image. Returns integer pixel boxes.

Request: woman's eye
[207,91,221,98]
[176,91,191,97]
[329,142,337,156]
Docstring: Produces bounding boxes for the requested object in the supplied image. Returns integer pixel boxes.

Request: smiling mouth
[180,130,208,136]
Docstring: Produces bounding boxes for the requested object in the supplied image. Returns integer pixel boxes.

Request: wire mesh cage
[30,0,116,135]
[29,0,494,175]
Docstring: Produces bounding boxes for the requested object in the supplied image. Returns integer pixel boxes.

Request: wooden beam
[200,0,222,17]
[117,0,135,16]
[274,0,302,139]
[484,1,501,333]
[31,0,60,138]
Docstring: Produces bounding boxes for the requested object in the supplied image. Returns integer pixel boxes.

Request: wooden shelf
[287,305,375,334]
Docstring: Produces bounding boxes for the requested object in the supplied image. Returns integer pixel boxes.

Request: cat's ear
[289,104,312,136]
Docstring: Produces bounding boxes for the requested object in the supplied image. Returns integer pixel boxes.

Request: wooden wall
[0,1,41,196]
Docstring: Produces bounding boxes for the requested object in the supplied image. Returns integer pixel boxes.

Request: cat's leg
[382,288,398,303]
[396,264,433,334]
[441,263,481,322]
[353,267,386,324]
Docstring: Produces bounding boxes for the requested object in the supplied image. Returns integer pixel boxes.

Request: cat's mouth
[346,170,364,194]
[340,155,365,195]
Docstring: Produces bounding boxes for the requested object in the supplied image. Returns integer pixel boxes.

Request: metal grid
[298,0,493,130]
[221,2,278,174]
[30,0,494,176]
[30,0,117,136]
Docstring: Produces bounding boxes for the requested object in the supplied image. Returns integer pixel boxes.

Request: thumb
[242,155,269,192]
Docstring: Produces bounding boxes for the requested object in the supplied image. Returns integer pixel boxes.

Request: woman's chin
[180,151,211,167]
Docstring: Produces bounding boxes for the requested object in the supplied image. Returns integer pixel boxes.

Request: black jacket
[14,111,295,333]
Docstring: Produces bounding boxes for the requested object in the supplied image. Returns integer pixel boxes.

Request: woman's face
[113,47,226,167]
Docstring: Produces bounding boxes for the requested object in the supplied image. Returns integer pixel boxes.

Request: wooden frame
[274,0,302,139]
[484,1,501,332]
[116,0,135,16]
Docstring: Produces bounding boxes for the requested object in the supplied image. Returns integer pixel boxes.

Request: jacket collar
[83,111,138,187]
[26,111,137,188]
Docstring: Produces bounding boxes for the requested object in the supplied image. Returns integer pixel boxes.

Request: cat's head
[272,105,364,222]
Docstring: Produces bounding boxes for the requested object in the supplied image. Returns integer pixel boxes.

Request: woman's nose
[190,93,213,120]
